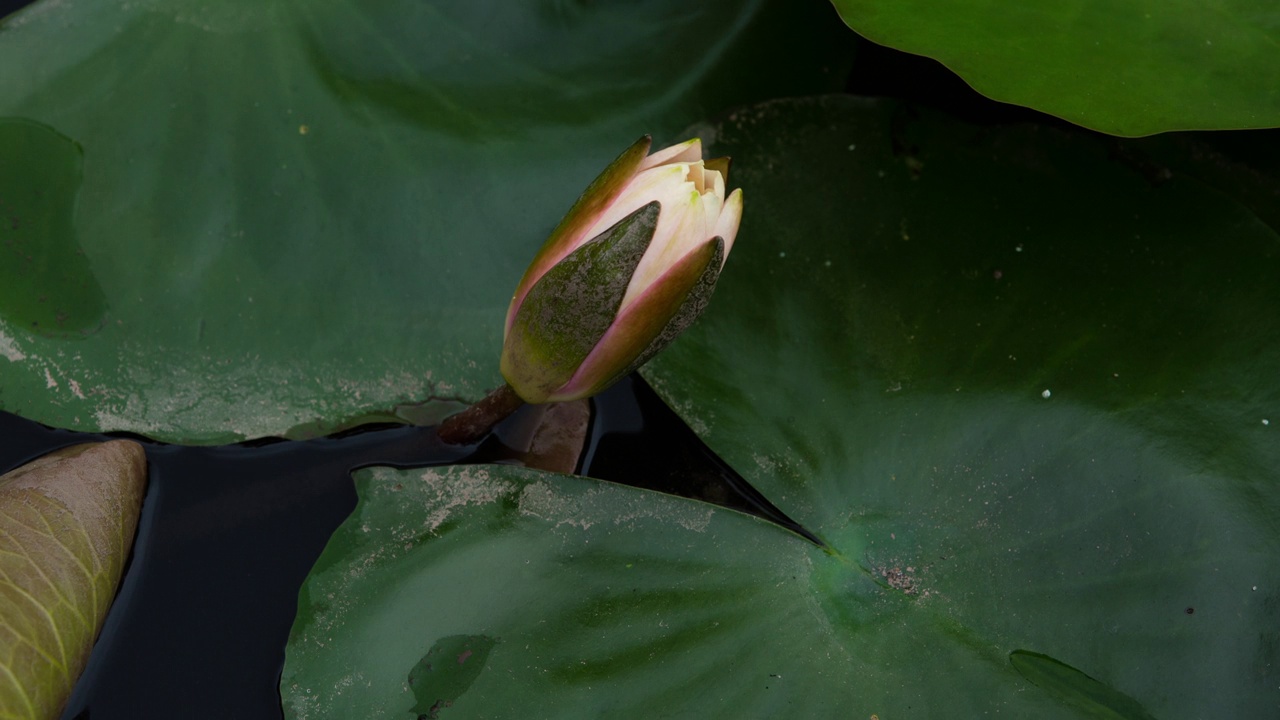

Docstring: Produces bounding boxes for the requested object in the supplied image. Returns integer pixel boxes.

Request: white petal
[711,188,743,263]
[701,184,722,237]
[709,168,725,201]
[583,164,687,241]
[637,138,703,171]
[621,187,705,309]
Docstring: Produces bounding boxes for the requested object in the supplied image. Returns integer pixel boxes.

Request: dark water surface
[0,374,813,719]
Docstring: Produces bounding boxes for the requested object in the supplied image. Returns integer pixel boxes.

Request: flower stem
[436,383,526,445]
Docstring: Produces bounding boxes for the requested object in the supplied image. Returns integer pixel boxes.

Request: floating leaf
[643,95,1280,716]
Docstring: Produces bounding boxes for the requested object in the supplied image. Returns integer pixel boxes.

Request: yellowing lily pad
[0,441,147,719]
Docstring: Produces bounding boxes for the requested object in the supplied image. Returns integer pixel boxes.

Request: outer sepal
[505,135,653,338]
[551,237,724,402]
[634,235,725,369]
[501,202,660,403]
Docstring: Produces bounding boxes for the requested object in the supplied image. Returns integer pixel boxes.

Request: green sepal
[551,236,723,401]
[501,202,660,403]
[505,136,653,338]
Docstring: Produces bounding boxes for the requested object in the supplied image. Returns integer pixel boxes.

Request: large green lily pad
[830,0,1280,135]
[0,0,852,443]
[283,97,1278,717]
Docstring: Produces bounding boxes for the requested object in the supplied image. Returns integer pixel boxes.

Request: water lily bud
[501,135,743,404]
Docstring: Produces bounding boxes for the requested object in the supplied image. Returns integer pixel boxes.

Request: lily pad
[829,0,1280,135]
[0,440,147,719]
[641,95,1279,715]
[0,0,852,443]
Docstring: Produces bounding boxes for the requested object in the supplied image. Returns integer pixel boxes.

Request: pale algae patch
[90,343,437,442]
[0,321,26,362]
[372,466,519,536]
[518,479,714,533]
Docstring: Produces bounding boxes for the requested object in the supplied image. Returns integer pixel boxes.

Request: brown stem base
[436,383,526,445]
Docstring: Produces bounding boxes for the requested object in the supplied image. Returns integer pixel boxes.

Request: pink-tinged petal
[548,238,718,402]
[505,135,651,338]
[712,188,743,262]
[637,138,703,171]
[621,186,706,309]
[583,164,689,241]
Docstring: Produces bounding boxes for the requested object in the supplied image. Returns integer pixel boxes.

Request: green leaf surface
[0,441,147,720]
[0,119,103,336]
[284,98,1279,716]
[0,0,852,443]
[829,0,1280,135]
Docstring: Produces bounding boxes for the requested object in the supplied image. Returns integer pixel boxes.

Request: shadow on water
[0,372,816,720]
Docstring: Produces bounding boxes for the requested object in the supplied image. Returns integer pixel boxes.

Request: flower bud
[501,136,743,403]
